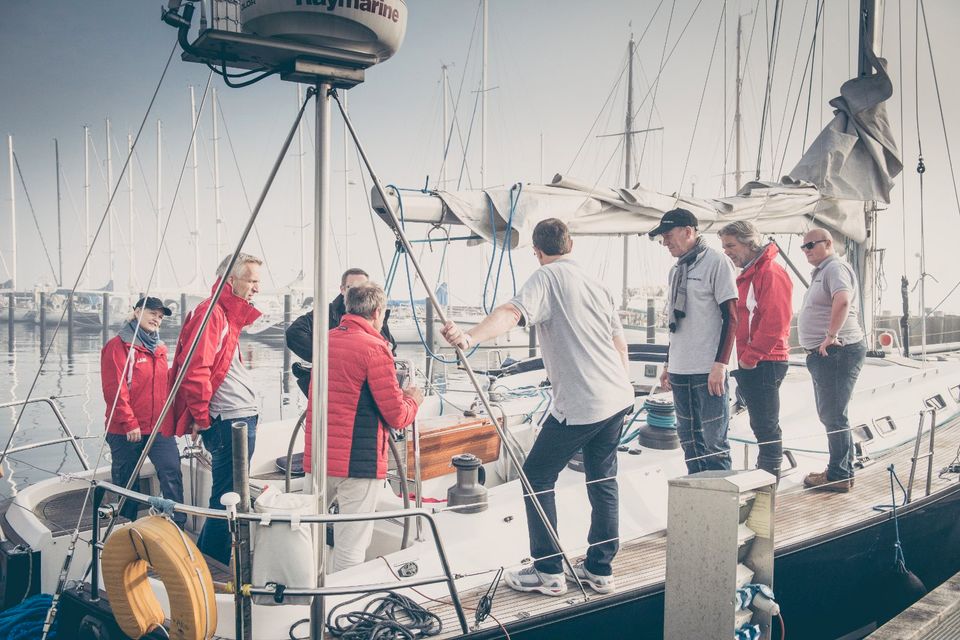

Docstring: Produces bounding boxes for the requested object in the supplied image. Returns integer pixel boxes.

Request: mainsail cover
[374,55,900,249]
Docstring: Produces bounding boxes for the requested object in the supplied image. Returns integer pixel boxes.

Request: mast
[190,86,202,285]
[55,139,63,286]
[440,64,449,188]
[309,80,332,639]
[128,133,135,293]
[7,135,15,290]
[343,92,350,266]
[621,34,635,310]
[83,126,90,288]
[212,87,223,260]
[735,14,744,192]
[857,0,883,351]
[106,118,115,287]
[297,84,306,281]
[480,0,487,188]
[157,120,163,289]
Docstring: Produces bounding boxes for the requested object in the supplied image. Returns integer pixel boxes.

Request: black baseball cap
[134,296,172,317]
[648,208,699,238]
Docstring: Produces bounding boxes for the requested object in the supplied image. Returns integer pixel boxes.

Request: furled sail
[374,52,900,248]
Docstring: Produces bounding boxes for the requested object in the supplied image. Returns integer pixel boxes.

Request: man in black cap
[650,208,738,474]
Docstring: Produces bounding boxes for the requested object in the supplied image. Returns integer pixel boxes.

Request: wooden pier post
[646,298,656,344]
[39,292,46,347]
[180,293,187,327]
[6,293,13,346]
[282,294,292,394]
[102,293,110,344]
[528,325,538,358]
[67,291,74,357]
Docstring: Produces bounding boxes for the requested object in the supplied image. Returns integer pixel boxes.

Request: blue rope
[481,183,522,313]
[0,594,57,639]
[148,495,177,516]
[872,464,910,570]
[390,186,479,364]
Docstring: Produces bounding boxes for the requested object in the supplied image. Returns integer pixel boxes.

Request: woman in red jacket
[101,297,184,526]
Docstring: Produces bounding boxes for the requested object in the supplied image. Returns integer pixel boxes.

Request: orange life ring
[101,515,217,640]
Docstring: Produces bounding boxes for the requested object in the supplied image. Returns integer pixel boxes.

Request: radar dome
[241,0,407,67]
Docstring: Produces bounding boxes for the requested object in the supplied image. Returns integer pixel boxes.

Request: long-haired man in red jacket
[101,297,185,526]
[164,252,262,564]
[719,221,793,480]
[303,282,423,572]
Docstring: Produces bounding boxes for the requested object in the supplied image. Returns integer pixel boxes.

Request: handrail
[906,407,937,503]
[0,397,91,471]
[90,481,470,635]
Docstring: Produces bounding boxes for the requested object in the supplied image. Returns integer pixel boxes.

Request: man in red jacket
[165,253,262,564]
[303,282,423,572]
[719,221,793,480]
[101,297,184,526]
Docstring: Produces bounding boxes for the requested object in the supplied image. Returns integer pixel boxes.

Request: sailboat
[2,2,960,640]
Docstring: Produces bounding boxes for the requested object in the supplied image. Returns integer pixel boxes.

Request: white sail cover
[374,55,901,249]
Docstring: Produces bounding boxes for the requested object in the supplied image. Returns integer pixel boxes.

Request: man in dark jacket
[286,268,396,395]
[303,281,422,571]
[719,221,793,480]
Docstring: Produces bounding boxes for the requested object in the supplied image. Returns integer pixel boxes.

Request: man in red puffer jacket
[165,252,263,564]
[719,221,793,480]
[303,281,423,572]
[102,297,184,526]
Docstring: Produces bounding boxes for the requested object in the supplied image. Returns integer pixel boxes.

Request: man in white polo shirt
[651,208,739,474]
[797,228,866,493]
[441,218,634,598]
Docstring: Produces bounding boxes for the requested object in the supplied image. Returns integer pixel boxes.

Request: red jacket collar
[211,279,262,328]
[338,314,386,342]
[737,242,778,283]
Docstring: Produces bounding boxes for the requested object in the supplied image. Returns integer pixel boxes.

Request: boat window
[872,416,896,436]
[950,384,960,403]
[852,424,873,442]
[925,394,947,410]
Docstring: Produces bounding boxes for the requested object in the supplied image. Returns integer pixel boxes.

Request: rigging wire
[11,153,60,284]
[800,0,824,153]
[897,0,907,277]
[677,0,726,197]
[775,0,825,178]
[637,0,677,174]
[565,0,665,176]
[754,0,783,180]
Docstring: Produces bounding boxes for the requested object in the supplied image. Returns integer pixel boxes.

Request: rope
[754,0,783,180]
[10,153,59,283]
[325,590,442,639]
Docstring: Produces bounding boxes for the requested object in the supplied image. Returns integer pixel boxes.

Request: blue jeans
[106,432,186,527]
[669,372,732,473]
[806,341,866,481]
[523,408,629,576]
[733,361,789,479]
[197,415,258,565]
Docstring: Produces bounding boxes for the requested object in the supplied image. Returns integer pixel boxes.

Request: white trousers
[304,473,383,573]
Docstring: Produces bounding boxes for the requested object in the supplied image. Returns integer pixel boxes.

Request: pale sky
[2,0,960,316]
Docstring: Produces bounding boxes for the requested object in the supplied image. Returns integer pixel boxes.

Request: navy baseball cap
[134,296,172,317]
[648,208,699,238]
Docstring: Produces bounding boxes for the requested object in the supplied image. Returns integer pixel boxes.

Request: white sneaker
[566,560,616,594]
[504,565,567,596]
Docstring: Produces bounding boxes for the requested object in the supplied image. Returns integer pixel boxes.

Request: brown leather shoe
[803,470,854,493]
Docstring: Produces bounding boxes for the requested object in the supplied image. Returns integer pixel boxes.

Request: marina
[3,1,960,640]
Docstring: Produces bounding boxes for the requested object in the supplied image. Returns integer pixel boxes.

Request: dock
[867,570,960,639]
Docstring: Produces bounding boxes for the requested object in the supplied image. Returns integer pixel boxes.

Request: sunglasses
[800,239,827,251]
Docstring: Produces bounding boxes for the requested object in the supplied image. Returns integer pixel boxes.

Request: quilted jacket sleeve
[739,266,794,368]
[101,338,139,433]
[285,309,314,361]
[176,308,220,429]
[365,342,418,430]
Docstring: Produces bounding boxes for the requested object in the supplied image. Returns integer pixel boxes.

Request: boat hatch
[872,416,897,437]
[853,424,875,443]
[950,384,960,403]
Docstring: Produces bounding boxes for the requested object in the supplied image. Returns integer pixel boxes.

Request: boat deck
[422,416,960,638]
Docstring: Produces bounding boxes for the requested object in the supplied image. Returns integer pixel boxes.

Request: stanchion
[231,421,252,638]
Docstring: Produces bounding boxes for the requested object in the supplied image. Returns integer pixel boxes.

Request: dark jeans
[197,414,258,565]
[106,432,186,527]
[806,341,866,481]
[523,408,629,576]
[670,372,732,473]
[733,361,789,479]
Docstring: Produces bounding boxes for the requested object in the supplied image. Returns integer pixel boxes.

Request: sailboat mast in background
[106,118,115,288]
[621,34,635,310]
[7,135,15,290]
